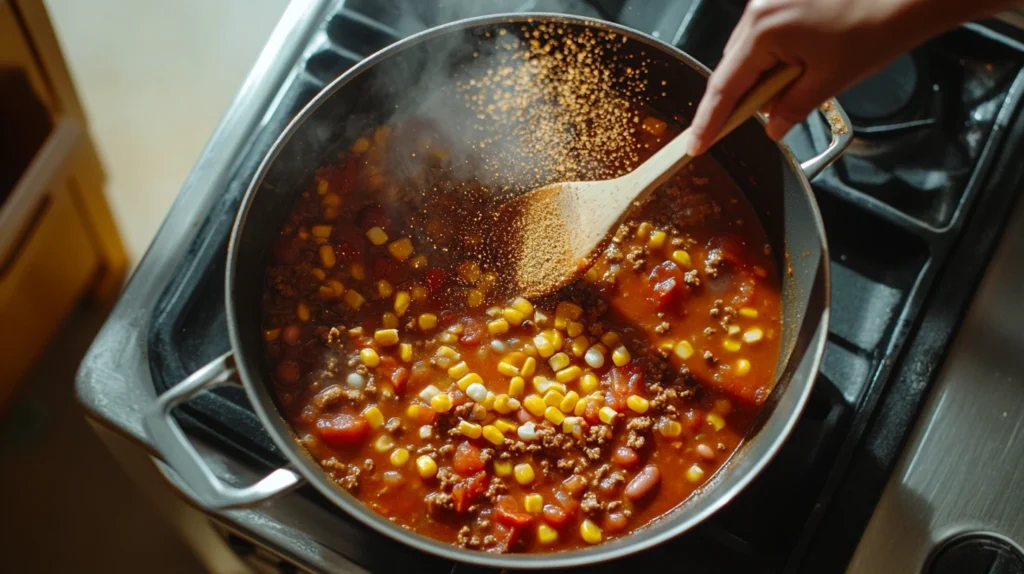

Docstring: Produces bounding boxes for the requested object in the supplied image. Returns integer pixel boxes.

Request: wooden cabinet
[0,0,127,408]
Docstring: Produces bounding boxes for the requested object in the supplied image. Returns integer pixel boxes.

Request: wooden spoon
[497,64,802,299]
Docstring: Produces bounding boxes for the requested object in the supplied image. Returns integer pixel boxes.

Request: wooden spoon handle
[710,63,803,148]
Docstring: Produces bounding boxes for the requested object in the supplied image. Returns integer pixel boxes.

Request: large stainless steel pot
[144,13,850,569]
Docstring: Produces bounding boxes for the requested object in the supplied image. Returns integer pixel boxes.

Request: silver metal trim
[800,100,853,180]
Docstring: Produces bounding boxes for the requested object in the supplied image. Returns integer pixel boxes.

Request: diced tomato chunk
[452,471,488,513]
[605,364,645,411]
[316,414,369,447]
[583,398,602,425]
[459,318,486,347]
[491,522,524,553]
[356,203,389,230]
[495,496,534,527]
[372,257,409,284]
[452,441,485,476]
[390,367,409,394]
[647,260,687,310]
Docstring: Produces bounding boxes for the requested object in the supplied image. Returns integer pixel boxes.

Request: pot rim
[226,11,831,569]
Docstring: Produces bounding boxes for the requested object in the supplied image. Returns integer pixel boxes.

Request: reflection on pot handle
[143,352,304,509]
[799,98,853,180]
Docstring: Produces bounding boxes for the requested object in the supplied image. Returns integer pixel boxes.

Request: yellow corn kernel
[521,493,544,514]
[349,263,366,281]
[487,393,498,413]
[566,321,584,338]
[494,395,520,414]
[674,340,694,360]
[430,393,453,412]
[570,336,589,357]
[351,137,370,153]
[319,244,337,268]
[579,372,600,394]
[514,463,535,485]
[520,356,537,379]
[727,324,741,336]
[497,361,520,377]
[612,346,631,367]
[411,285,428,302]
[365,226,388,246]
[549,352,571,372]
[559,391,580,413]
[735,358,752,376]
[322,192,341,208]
[344,289,365,310]
[377,312,397,330]
[555,301,583,321]
[388,238,414,261]
[580,519,603,544]
[524,394,546,417]
[319,285,336,300]
[671,249,692,268]
[739,307,759,319]
[482,425,505,446]
[584,267,599,282]
[399,343,413,363]
[392,291,411,317]
[626,395,650,414]
[493,460,513,477]
[544,390,565,408]
[413,313,436,331]
[533,377,566,396]
[494,418,517,434]
[649,230,667,249]
[416,455,438,479]
[555,366,582,384]
[373,435,395,454]
[563,416,585,434]
[506,376,526,398]
[636,221,654,239]
[487,319,510,335]
[435,345,459,361]
[723,339,742,353]
[601,331,620,348]
[409,254,428,270]
[374,329,399,346]
[316,179,329,195]
[406,404,429,420]
[310,268,327,281]
[456,260,481,283]
[362,406,384,429]
[743,327,764,344]
[545,406,566,425]
[537,524,559,544]
[686,463,706,483]
[533,334,555,358]
[456,373,483,392]
[503,308,526,326]
[311,224,333,238]
[598,406,618,425]
[467,289,485,308]
[360,348,380,368]
[574,397,589,416]
[264,328,281,341]
[390,448,410,466]
[659,419,683,438]
[458,420,483,439]
[707,413,726,431]
[546,329,565,351]
[477,271,497,292]
[296,303,311,322]
[511,297,534,316]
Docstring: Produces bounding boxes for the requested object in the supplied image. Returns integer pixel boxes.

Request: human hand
[684,0,1018,156]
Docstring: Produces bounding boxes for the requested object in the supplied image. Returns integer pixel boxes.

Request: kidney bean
[611,445,639,468]
[603,512,629,534]
[281,324,302,345]
[274,360,301,386]
[624,464,662,502]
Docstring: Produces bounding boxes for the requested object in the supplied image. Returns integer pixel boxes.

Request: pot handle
[143,352,304,510]
[799,98,853,180]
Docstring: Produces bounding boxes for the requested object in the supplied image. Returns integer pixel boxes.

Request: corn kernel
[456,260,481,283]
[579,372,600,394]
[344,289,365,310]
[520,357,537,379]
[580,519,603,544]
[351,137,370,153]
[649,230,667,249]
[483,391,496,411]
[533,377,565,395]
[388,238,414,261]
[727,324,741,336]
[466,382,488,403]
[524,394,546,416]
[538,524,559,544]
[555,301,583,321]
[723,339,742,353]
[658,418,683,438]
[549,352,571,372]
[735,359,751,376]
[319,245,337,268]
[316,179,329,195]
[390,448,410,466]
[487,319,510,335]
[674,340,694,360]
[322,192,341,207]
[494,394,520,414]
[584,346,605,369]
[435,345,460,361]
[482,425,505,446]
[686,463,705,483]
[563,416,585,434]
[612,346,631,367]
[458,420,482,439]
[365,226,388,246]
[350,263,366,281]
[362,406,384,429]
[707,413,726,431]
[559,391,580,413]
[416,455,438,479]
[430,393,453,412]
[503,308,526,326]
[456,373,483,392]
[574,397,589,416]
[409,254,428,270]
[394,291,411,316]
[369,435,394,454]
[544,390,565,408]
[414,313,436,331]
[739,307,759,319]
[508,376,525,398]
[601,331,620,348]
[636,221,654,239]
[626,395,650,414]
[399,343,413,363]
[545,406,566,425]
[570,336,589,357]
[523,493,544,514]
[497,361,520,377]
[585,267,599,282]
[467,289,485,308]
[411,285,428,302]
[598,406,618,425]
[381,312,399,330]
[494,418,517,434]
[533,334,555,358]
[514,463,535,485]
[511,297,534,316]
[310,268,327,281]
[478,271,497,292]
[264,328,281,341]
[296,303,311,322]
[493,460,513,477]
[743,327,764,344]
[445,361,468,379]
[546,329,565,351]
[555,366,582,384]
[374,329,399,346]
[671,250,692,268]
[566,321,584,337]
[311,224,333,238]
[360,348,380,367]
